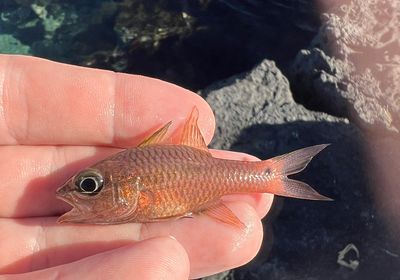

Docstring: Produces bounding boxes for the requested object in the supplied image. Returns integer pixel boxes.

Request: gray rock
[291,0,400,134]
[200,59,400,279]
[202,270,233,280]
[203,59,348,152]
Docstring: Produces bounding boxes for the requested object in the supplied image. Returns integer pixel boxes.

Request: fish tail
[259,144,332,201]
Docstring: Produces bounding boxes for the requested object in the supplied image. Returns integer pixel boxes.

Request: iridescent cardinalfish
[56,107,331,228]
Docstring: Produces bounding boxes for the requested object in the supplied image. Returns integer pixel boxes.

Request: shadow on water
[227,121,400,279]
[123,0,323,90]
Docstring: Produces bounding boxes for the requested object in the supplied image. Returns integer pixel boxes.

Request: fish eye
[75,170,104,195]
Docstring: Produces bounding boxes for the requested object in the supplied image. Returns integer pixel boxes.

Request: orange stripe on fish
[56,107,332,228]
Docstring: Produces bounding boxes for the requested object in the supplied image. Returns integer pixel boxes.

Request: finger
[0,145,120,218]
[2,236,189,280]
[0,145,272,219]
[0,55,214,146]
[141,201,266,278]
[0,201,265,278]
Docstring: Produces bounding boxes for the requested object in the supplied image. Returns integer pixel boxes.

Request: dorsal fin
[138,121,172,147]
[178,107,210,153]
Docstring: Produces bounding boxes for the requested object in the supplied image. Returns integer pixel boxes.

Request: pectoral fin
[202,202,245,229]
[178,107,210,154]
[138,121,172,147]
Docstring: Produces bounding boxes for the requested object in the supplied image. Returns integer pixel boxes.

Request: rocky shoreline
[201,0,400,279]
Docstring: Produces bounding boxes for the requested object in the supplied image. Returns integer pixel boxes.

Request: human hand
[0,55,273,279]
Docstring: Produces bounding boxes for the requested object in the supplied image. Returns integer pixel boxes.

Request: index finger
[0,55,215,146]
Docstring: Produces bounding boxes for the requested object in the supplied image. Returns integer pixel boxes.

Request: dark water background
[0,0,323,90]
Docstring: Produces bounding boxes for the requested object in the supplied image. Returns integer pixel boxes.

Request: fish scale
[56,107,331,226]
[123,145,268,221]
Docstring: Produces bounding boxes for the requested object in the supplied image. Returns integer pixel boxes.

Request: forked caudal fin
[261,144,332,201]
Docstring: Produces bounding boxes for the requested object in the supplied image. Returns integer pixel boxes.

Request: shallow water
[0,0,320,90]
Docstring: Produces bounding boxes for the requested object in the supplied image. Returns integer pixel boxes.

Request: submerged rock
[114,0,195,46]
[0,34,31,54]
[0,0,324,90]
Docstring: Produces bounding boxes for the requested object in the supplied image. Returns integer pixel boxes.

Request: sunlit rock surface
[291,0,400,134]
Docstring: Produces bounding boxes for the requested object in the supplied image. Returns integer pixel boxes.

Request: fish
[56,107,331,228]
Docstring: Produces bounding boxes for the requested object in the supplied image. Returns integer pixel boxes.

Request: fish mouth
[56,193,83,223]
[55,185,77,208]
[55,184,89,223]
[57,208,82,223]
[57,203,97,224]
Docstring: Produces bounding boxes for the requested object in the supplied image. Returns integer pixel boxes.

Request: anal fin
[202,203,245,229]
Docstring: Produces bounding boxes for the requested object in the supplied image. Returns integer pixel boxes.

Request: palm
[0,55,273,279]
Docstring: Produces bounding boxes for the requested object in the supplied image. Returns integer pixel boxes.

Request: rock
[291,0,400,134]
[114,0,195,46]
[0,34,31,55]
[202,270,233,280]
[201,59,400,279]
[203,59,347,152]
